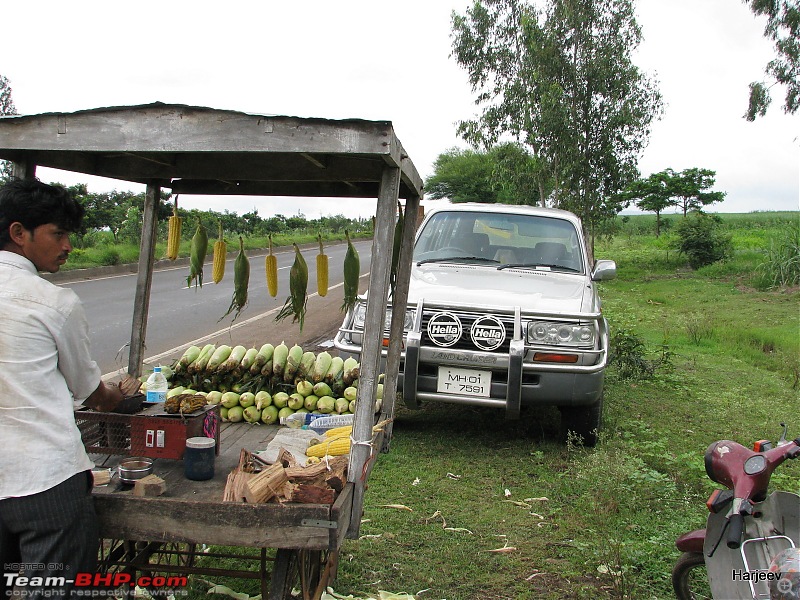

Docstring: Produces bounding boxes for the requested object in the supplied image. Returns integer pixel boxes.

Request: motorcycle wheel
[672,551,712,600]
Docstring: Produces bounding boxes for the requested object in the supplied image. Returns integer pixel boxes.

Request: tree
[426,143,546,204]
[0,74,18,181]
[670,168,726,216]
[742,0,799,120]
[451,0,663,254]
[616,169,675,236]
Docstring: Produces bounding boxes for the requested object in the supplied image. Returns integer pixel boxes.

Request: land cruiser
[334,203,616,445]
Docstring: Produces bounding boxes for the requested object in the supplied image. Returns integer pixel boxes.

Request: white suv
[334,203,616,446]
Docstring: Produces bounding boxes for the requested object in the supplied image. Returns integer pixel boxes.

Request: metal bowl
[118,457,154,484]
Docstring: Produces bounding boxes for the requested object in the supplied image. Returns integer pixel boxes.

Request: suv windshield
[413,210,584,273]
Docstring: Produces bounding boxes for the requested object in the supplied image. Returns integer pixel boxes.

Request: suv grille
[420,311,515,353]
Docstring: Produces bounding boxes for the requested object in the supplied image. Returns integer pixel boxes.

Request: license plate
[437,366,492,397]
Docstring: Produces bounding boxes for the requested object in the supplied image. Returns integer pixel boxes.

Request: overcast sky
[2,0,797,219]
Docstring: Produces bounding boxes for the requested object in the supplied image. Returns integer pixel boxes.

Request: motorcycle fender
[676,528,706,554]
[703,491,799,600]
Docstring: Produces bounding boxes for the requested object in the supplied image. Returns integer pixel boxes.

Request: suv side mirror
[592,259,617,281]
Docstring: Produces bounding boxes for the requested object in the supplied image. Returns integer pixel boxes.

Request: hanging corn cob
[265,234,278,298]
[212,220,227,284]
[390,202,404,299]
[275,243,308,330]
[316,234,328,297]
[186,218,209,288]
[219,237,250,322]
[166,196,182,261]
[341,230,360,314]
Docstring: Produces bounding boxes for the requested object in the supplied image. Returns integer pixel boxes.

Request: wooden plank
[347,165,400,538]
[127,184,159,378]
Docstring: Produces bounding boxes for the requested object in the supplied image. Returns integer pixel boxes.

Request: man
[0,178,123,598]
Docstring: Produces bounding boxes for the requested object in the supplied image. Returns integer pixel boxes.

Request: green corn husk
[189,344,216,375]
[284,344,304,383]
[186,219,209,289]
[312,351,333,383]
[295,351,316,382]
[275,243,309,331]
[239,347,259,373]
[324,356,345,386]
[221,345,247,373]
[272,342,289,378]
[342,357,360,386]
[206,345,233,372]
[176,346,201,373]
[249,343,274,375]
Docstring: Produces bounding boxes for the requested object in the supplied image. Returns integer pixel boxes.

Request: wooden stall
[0,103,423,598]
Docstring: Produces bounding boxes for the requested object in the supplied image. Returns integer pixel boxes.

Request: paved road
[59,239,373,378]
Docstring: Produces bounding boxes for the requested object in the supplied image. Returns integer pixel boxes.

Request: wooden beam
[347,165,400,539]
[127,183,160,378]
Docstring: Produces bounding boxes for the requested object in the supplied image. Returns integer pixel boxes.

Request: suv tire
[559,394,603,447]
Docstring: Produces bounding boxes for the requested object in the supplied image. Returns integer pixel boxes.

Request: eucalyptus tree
[742,0,799,120]
[451,0,663,254]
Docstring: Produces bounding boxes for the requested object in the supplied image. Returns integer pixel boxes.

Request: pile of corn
[155,342,382,426]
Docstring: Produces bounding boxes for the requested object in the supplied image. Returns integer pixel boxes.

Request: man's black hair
[0,178,84,247]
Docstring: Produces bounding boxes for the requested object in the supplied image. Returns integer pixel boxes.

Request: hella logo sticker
[427,313,463,347]
[470,316,506,351]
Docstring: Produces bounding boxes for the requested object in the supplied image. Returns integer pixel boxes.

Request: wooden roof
[0,102,424,200]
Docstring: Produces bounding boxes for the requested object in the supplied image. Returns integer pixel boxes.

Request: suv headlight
[527,321,595,347]
[352,302,415,333]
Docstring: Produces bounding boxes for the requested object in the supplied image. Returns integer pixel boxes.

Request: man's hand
[83,381,125,412]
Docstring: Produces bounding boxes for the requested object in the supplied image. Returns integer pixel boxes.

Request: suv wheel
[559,394,603,447]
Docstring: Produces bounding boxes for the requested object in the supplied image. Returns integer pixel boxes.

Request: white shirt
[0,250,100,498]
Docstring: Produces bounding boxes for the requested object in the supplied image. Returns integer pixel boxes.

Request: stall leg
[268,549,335,600]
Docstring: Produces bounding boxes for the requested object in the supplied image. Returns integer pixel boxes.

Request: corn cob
[186,218,208,289]
[179,394,208,414]
[312,351,333,383]
[189,344,216,375]
[206,345,233,373]
[341,230,360,313]
[306,434,351,458]
[166,197,182,261]
[390,202,404,299]
[271,341,289,379]
[212,220,226,284]
[324,356,344,386]
[316,234,328,297]
[222,345,247,373]
[295,351,316,382]
[284,344,304,383]
[175,345,201,373]
[220,236,250,322]
[260,359,274,378]
[238,347,259,374]
[275,243,309,331]
[325,425,353,438]
[249,343,275,375]
[342,357,360,386]
[265,234,278,298]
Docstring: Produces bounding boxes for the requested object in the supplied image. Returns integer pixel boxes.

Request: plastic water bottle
[308,413,354,434]
[282,412,326,428]
[145,366,168,404]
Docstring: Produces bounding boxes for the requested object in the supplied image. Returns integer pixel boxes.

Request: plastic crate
[76,403,220,459]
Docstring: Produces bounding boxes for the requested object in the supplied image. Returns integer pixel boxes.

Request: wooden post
[127,183,160,379]
[380,192,420,450]
[347,165,400,538]
[11,160,36,180]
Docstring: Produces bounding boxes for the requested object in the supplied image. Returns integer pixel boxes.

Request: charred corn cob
[265,234,278,298]
[164,393,206,414]
[166,197,182,261]
[275,243,308,330]
[212,220,226,284]
[316,234,328,297]
[220,237,250,322]
[186,218,208,288]
[341,230,360,313]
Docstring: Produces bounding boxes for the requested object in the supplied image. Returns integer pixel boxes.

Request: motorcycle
[672,423,800,600]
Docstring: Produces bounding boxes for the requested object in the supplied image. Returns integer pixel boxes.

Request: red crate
[76,403,220,459]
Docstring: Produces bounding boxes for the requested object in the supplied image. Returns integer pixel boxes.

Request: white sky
[2,0,797,219]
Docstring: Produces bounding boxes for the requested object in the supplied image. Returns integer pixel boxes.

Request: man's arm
[83,380,124,412]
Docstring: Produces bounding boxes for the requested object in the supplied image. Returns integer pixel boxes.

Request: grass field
[115,212,800,599]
